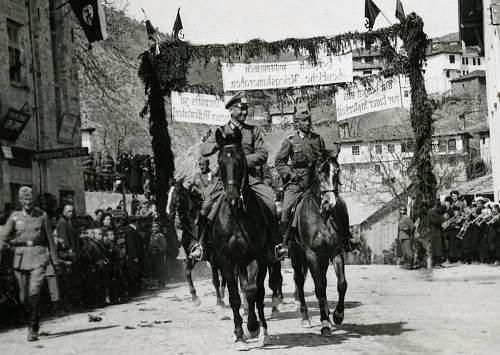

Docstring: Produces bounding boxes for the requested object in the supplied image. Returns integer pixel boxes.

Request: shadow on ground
[41,325,119,338]
[266,322,413,349]
[267,301,362,321]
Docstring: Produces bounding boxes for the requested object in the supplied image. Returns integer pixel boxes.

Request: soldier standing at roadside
[0,186,60,341]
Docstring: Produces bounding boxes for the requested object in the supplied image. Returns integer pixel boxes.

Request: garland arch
[138,12,436,239]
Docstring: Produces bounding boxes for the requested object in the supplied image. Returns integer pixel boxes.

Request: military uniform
[398,213,415,268]
[149,228,168,288]
[0,207,59,339]
[274,130,326,225]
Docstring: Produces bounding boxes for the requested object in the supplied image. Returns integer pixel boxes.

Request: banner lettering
[171,91,230,125]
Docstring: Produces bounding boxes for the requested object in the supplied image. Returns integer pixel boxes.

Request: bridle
[219,144,248,211]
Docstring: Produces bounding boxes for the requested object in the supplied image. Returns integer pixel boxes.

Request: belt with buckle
[10,241,44,247]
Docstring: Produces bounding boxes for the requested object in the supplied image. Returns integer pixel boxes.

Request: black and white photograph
[1,0,499,354]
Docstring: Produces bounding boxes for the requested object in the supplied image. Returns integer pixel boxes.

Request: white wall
[424,53,462,95]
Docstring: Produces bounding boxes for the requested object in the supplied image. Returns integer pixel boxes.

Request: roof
[442,173,493,197]
[341,190,395,226]
[426,42,462,57]
[450,70,486,83]
[469,123,490,135]
[353,62,383,70]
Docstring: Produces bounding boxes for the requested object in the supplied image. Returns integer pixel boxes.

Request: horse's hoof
[216,299,225,308]
[235,340,250,351]
[271,306,279,316]
[245,327,260,340]
[333,310,344,325]
[192,296,201,307]
[262,335,272,346]
[301,319,311,328]
[320,320,332,337]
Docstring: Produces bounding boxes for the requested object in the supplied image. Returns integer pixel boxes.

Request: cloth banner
[335,76,402,121]
[171,91,229,125]
[221,53,353,92]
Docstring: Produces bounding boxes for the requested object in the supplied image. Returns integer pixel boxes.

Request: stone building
[0,0,85,212]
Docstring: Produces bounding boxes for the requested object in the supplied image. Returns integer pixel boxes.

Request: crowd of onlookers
[83,152,154,196]
[0,198,181,328]
[396,190,500,269]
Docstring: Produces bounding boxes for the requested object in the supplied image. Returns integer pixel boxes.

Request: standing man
[274,109,326,258]
[189,92,280,260]
[398,206,415,269]
[149,222,168,288]
[122,216,144,294]
[0,186,60,341]
[191,157,213,199]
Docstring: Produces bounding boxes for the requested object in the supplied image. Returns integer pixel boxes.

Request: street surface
[1,265,500,355]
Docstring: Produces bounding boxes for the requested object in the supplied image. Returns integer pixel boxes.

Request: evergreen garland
[138,12,436,230]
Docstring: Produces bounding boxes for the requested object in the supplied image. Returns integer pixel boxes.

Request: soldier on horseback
[274,108,355,258]
[189,92,280,260]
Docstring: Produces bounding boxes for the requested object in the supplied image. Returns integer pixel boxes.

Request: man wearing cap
[149,222,168,288]
[398,206,415,269]
[0,186,60,341]
[189,92,279,260]
[274,109,326,258]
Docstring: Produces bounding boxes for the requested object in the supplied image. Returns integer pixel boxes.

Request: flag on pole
[395,0,406,22]
[141,8,160,55]
[365,0,381,30]
[173,8,184,40]
[69,0,108,46]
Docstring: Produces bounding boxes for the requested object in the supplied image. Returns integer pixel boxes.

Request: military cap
[18,186,33,199]
[198,156,209,163]
[225,92,248,109]
[294,108,312,121]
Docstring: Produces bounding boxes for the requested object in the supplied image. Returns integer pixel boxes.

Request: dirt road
[1,265,499,355]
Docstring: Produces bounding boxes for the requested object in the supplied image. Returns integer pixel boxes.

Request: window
[393,162,399,170]
[349,165,356,173]
[374,164,381,173]
[387,143,395,153]
[363,70,372,75]
[375,145,382,154]
[352,146,360,156]
[401,140,414,152]
[473,58,476,65]
[438,139,447,152]
[448,156,456,164]
[462,58,465,65]
[446,70,450,78]
[449,55,455,63]
[8,147,32,168]
[7,19,24,83]
[365,56,374,63]
[465,58,469,65]
[448,138,457,152]
[478,58,481,65]
[404,90,409,97]
[481,137,486,145]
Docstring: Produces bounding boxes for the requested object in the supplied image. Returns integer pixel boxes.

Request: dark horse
[289,150,348,337]
[169,178,226,307]
[212,128,274,350]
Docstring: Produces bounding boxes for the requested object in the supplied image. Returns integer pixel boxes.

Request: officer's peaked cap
[294,108,312,121]
[225,92,248,109]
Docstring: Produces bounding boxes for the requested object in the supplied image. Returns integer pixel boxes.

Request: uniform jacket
[0,208,59,270]
[149,232,167,254]
[398,215,415,240]
[200,120,268,177]
[122,224,144,263]
[56,216,79,259]
[274,131,325,186]
[192,171,213,197]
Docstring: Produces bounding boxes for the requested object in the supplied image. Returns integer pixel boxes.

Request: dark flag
[173,8,184,40]
[69,0,108,45]
[395,0,406,22]
[141,8,160,55]
[365,0,381,30]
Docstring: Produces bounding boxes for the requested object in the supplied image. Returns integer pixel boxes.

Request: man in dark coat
[149,222,168,288]
[398,206,415,269]
[0,186,60,341]
[122,216,144,293]
[428,200,445,266]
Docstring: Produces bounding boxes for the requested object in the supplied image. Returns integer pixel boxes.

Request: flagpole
[379,9,393,26]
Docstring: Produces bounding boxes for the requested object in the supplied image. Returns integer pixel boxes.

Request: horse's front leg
[332,253,347,325]
[244,260,259,338]
[184,257,200,306]
[210,258,224,307]
[222,262,246,350]
[306,251,332,337]
[267,261,281,315]
[290,244,310,328]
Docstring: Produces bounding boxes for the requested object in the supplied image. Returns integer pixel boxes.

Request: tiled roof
[442,173,493,196]
[450,70,486,83]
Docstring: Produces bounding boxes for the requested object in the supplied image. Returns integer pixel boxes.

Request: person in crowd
[103,228,125,303]
[450,190,467,212]
[398,206,415,269]
[122,216,144,294]
[428,199,445,267]
[191,157,213,199]
[102,213,114,229]
[95,209,104,226]
[190,92,280,261]
[131,194,140,216]
[149,222,168,288]
[0,186,60,341]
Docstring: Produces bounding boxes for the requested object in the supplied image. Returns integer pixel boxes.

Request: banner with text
[221,53,353,92]
[335,76,402,121]
[171,91,230,125]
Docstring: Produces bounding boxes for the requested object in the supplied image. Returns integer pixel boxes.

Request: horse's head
[316,150,341,212]
[215,127,247,209]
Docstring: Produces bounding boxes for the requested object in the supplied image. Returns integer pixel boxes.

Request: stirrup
[189,243,204,261]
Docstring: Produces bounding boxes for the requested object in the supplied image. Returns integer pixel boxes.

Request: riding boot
[190,215,210,261]
[275,221,290,260]
[27,296,40,341]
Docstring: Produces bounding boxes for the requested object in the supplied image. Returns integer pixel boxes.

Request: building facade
[0,0,85,212]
